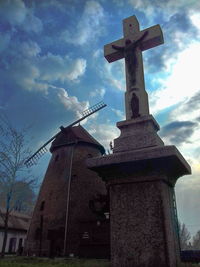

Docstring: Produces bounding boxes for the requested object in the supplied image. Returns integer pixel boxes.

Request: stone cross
[104,15,164,120]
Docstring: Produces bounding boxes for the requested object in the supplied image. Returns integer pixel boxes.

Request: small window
[40,201,45,211]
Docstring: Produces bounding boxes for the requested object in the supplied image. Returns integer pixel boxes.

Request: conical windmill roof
[50,125,105,154]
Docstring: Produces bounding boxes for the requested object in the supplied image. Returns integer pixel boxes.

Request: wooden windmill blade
[24,101,107,167]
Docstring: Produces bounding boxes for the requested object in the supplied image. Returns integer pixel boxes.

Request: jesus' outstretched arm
[134,31,148,47]
[112,44,124,51]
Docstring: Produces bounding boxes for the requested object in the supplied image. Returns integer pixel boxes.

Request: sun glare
[151,42,200,113]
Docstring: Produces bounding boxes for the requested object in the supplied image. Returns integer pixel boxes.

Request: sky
[0,0,200,238]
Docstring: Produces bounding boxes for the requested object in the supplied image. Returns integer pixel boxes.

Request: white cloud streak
[102,60,125,92]
[129,0,200,16]
[39,53,87,83]
[111,108,125,120]
[88,123,120,149]
[56,87,89,118]
[89,87,105,98]
[61,0,105,45]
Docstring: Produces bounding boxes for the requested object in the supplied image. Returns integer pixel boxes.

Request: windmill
[25,101,107,167]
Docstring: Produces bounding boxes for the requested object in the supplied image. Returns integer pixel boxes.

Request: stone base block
[87,145,191,267]
[113,115,164,153]
[109,178,178,267]
[88,145,191,185]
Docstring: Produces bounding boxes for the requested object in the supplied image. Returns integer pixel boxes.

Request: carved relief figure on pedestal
[131,93,140,118]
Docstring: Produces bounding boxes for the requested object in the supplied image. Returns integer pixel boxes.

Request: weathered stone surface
[88,150,191,267]
[87,145,191,182]
[113,115,164,152]
[87,144,191,267]
[110,180,173,267]
[104,16,163,63]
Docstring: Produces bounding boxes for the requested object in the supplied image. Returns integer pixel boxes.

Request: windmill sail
[25,101,107,167]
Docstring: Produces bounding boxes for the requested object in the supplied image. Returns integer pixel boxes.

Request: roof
[0,209,31,232]
[50,125,105,154]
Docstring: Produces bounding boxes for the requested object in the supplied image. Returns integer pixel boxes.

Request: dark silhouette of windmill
[25,101,107,167]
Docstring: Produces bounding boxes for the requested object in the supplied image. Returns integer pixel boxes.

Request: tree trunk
[1,211,9,258]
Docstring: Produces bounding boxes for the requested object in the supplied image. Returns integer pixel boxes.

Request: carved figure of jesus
[112,31,148,89]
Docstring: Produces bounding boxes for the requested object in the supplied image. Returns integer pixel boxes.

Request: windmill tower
[25,103,110,258]
[26,125,108,257]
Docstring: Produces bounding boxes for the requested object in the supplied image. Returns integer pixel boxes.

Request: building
[0,209,31,254]
[25,125,110,258]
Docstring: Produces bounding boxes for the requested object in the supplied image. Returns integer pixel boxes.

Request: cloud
[0,0,42,33]
[2,84,91,148]
[149,42,200,114]
[22,11,43,33]
[145,15,199,73]
[46,86,96,127]
[180,91,200,115]
[20,41,41,57]
[56,87,89,118]
[0,39,46,93]
[0,33,11,53]
[39,53,86,83]
[111,108,125,120]
[129,0,200,16]
[93,49,102,58]
[67,58,87,81]
[61,0,105,46]
[11,61,46,92]
[160,90,200,155]
[102,60,125,92]
[89,88,105,98]
[166,91,200,145]
[0,37,87,95]
[127,0,200,74]
[0,0,27,26]
[190,13,200,35]
[88,123,120,149]
[37,0,65,10]
[160,120,198,145]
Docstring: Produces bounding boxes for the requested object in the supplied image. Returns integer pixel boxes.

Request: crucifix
[104,15,164,120]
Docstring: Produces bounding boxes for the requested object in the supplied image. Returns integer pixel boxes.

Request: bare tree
[0,180,36,213]
[192,230,200,250]
[179,222,191,250]
[0,115,35,257]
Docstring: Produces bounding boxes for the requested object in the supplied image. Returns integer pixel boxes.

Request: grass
[0,256,111,267]
[0,256,199,267]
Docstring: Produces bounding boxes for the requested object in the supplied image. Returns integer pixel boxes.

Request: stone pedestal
[114,115,164,152]
[87,116,191,267]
